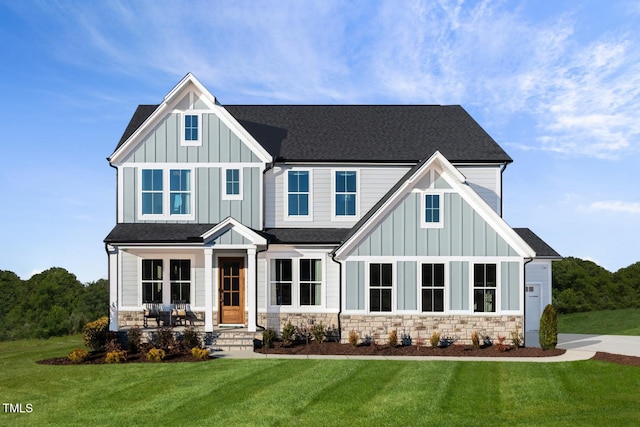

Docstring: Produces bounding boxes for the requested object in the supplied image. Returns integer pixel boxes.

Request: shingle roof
[513,228,562,259]
[114,104,512,163]
[105,223,349,245]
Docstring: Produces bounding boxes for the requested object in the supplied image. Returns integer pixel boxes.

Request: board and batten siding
[501,262,520,311]
[264,166,409,228]
[121,166,261,228]
[122,113,260,164]
[449,261,469,311]
[353,192,518,257]
[397,261,417,310]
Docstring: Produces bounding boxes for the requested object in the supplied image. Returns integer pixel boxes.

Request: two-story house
[105,73,560,346]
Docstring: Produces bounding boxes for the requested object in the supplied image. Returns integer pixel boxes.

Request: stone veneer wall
[117,311,209,328]
[258,312,340,335]
[340,314,523,345]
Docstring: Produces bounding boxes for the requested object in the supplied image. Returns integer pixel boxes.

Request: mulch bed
[591,352,640,367]
[256,341,566,357]
[37,350,209,365]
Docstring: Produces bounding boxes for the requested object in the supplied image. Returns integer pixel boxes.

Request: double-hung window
[170,170,191,215]
[287,170,309,217]
[473,264,497,312]
[142,259,163,303]
[421,264,445,312]
[369,263,392,312]
[299,259,322,306]
[184,114,199,142]
[270,259,292,306]
[170,260,191,304]
[141,170,164,215]
[335,171,357,217]
[222,168,242,199]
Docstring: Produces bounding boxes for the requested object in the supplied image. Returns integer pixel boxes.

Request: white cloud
[589,201,640,214]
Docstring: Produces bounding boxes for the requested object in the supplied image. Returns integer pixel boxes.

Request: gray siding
[264,166,409,228]
[345,261,365,310]
[123,113,260,163]
[501,262,520,310]
[194,267,205,307]
[397,261,417,310]
[459,166,500,214]
[121,251,138,306]
[325,257,341,309]
[212,228,250,245]
[450,261,469,310]
[353,193,518,257]
[122,166,261,228]
[257,257,266,309]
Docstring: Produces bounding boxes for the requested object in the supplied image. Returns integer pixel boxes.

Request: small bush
[310,322,326,343]
[471,331,480,349]
[181,327,202,350]
[263,328,276,348]
[105,350,127,364]
[68,348,89,364]
[414,337,424,348]
[539,304,558,350]
[146,348,166,362]
[127,327,142,353]
[82,317,110,351]
[388,330,398,347]
[281,321,296,345]
[401,333,412,346]
[348,330,359,347]
[495,335,510,352]
[325,324,339,342]
[191,347,209,360]
[155,327,176,350]
[511,328,522,349]
[430,331,441,348]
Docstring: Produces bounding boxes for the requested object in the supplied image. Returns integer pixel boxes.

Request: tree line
[552,257,640,313]
[0,268,108,341]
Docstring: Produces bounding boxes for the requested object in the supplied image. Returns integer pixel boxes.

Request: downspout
[330,252,343,343]
[500,162,508,217]
[523,257,534,347]
[254,162,274,332]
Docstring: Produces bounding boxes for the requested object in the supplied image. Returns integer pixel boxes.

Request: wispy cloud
[589,201,640,214]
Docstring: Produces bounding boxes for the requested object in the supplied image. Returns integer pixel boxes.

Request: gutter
[523,256,534,347]
[330,251,343,343]
[500,162,508,217]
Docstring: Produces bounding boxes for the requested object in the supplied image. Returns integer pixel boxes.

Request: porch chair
[143,303,162,328]
[172,301,188,326]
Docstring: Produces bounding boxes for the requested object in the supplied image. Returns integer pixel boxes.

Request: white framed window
[222,167,243,200]
[182,113,201,146]
[421,192,444,228]
[473,263,497,312]
[268,257,324,308]
[333,170,358,219]
[285,169,312,220]
[369,263,393,312]
[141,256,193,306]
[142,259,163,303]
[421,263,445,312]
[170,259,191,304]
[139,168,194,220]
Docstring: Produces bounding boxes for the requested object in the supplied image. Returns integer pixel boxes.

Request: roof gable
[334,151,535,259]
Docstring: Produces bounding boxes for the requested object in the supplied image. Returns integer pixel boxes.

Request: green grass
[559,308,640,335]
[1,335,639,426]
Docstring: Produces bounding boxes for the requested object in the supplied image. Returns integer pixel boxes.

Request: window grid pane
[270,259,292,306]
[474,264,497,312]
[226,169,240,195]
[369,263,392,312]
[335,171,357,216]
[300,259,322,306]
[141,170,163,215]
[288,171,309,215]
[169,170,191,215]
[421,263,444,312]
[142,260,162,303]
[185,114,198,141]
[425,194,440,223]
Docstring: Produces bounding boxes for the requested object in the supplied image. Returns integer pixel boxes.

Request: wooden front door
[219,257,245,324]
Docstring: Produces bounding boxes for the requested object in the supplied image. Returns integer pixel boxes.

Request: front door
[219,257,245,324]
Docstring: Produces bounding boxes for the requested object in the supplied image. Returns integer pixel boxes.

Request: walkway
[558,333,640,357]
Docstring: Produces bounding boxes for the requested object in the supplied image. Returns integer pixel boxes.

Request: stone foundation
[117,310,209,328]
[258,312,340,336]
[340,314,523,345]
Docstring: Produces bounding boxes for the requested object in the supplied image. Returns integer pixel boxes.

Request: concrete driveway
[558,334,640,357]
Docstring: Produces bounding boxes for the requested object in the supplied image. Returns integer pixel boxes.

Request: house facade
[105,73,560,346]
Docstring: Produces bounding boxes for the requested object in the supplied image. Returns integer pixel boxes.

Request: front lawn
[559,308,640,335]
[1,335,638,426]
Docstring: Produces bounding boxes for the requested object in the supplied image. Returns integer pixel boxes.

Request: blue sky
[1,0,639,283]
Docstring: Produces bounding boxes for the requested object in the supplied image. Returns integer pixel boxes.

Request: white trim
[284,168,313,222]
[117,168,124,223]
[364,260,395,314]
[265,253,327,311]
[137,167,195,221]
[123,162,264,168]
[221,166,243,200]
[201,217,267,246]
[136,254,196,306]
[204,248,213,332]
[331,168,360,221]
[417,261,447,314]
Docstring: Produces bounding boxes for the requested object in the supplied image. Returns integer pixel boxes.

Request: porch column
[247,247,257,332]
[107,245,119,331]
[204,248,213,332]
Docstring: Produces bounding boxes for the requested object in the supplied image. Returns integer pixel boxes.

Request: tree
[539,304,558,350]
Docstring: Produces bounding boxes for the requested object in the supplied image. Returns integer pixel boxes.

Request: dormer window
[182,113,201,146]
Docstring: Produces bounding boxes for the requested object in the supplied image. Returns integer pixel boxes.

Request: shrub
[348,330,359,347]
[105,338,122,353]
[511,328,522,349]
[495,335,510,352]
[146,348,166,362]
[400,333,412,346]
[82,317,110,351]
[471,331,480,349]
[155,327,176,350]
[388,330,398,347]
[181,327,202,350]
[325,324,339,342]
[539,304,558,350]
[414,337,424,348]
[68,348,89,363]
[263,328,276,348]
[105,350,127,364]
[310,322,326,343]
[281,321,296,345]
[127,327,142,353]
[430,331,441,348]
[191,347,209,360]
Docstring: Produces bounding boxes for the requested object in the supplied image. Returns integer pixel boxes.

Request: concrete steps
[207,328,261,352]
